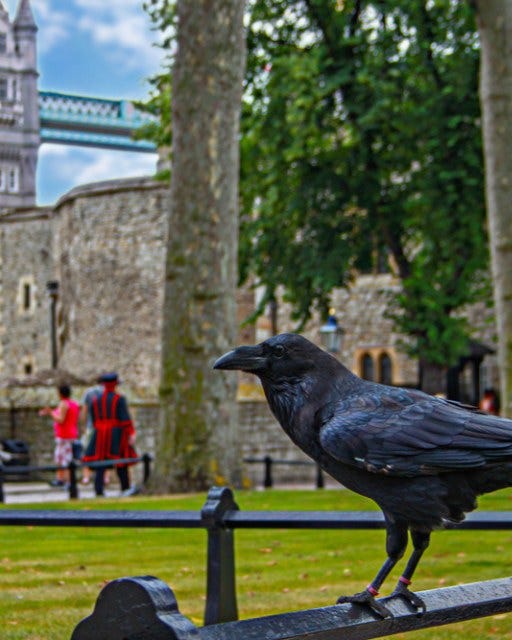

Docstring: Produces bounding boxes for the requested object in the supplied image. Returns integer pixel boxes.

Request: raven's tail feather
[469,463,512,497]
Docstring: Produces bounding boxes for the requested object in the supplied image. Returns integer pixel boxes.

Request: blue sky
[5,0,162,205]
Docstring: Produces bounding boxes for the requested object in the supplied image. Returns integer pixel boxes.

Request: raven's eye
[274,345,285,358]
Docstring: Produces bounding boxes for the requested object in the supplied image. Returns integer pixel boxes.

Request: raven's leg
[390,529,431,613]
[336,519,408,618]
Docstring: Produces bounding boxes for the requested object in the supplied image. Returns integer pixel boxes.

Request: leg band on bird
[399,530,431,583]
[367,556,400,593]
[336,518,409,616]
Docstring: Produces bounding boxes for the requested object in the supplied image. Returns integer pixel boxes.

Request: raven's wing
[319,386,512,477]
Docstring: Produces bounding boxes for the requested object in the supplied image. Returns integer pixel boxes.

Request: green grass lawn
[1,488,512,639]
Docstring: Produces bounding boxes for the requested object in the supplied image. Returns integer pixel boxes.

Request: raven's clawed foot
[336,590,392,618]
[390,582,426,614]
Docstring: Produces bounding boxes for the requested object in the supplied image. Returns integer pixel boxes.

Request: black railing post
[68,461,79,499]
[142,453,151,484]
[316,464,325,489]
[263,455,273,488]
[0,464,4,503]
[201,486,239,626]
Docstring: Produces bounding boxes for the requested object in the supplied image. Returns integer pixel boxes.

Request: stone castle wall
[0,176,499,488]
[53,178,169,392]
[0,207,54,375]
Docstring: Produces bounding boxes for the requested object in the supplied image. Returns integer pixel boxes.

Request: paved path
[2,481,125,504]
[2,480,340,505]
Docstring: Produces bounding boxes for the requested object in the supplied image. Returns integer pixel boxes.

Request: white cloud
[71,148,157,186]
[73,0,164,74]
[5,0,163,70]
[33,0,72,54]
[38,144,157,199]
[5,0,72,54]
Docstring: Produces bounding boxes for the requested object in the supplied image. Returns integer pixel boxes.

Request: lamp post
[46,280,59,369]
[319,308,344,354]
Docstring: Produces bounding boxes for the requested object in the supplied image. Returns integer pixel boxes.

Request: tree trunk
[154,0,246,491]
[475,1,512,416]
[419,360,447,397]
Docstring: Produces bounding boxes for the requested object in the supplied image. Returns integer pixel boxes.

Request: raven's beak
[213,345,267,372]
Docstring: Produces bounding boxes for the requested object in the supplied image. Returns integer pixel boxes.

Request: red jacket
[82,391,136,464]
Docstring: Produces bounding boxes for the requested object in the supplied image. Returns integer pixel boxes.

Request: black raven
[214,333,512,617]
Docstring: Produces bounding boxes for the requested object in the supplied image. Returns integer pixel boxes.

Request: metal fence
[0,453,152,502]
[243,455,325,488]
[71,574,512,640]
[1,485,512,632]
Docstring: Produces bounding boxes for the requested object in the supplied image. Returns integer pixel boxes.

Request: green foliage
[240,0,488,365]
[135,1,176,175]
[141,0,488,367]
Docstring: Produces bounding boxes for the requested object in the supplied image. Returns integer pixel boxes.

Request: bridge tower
[0,0,39,209]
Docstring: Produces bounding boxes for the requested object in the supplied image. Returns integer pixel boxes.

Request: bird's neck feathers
[261,376,308,430]
[261,357,359,438]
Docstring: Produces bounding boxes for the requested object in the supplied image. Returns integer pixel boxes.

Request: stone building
[0,177,393,389]
[0,174,499,488]
[0,0,39,209]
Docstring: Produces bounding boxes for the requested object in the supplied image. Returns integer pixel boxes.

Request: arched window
[20,356,35,376]
[361,353,374,381]
[378,353,393,385]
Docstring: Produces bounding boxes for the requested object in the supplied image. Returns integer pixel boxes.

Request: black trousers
[94,465,129,496]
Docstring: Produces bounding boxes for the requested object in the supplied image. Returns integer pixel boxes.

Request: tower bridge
[0,0,157,209]
[38,91,156,153]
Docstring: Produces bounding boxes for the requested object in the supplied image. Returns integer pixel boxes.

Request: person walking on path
[82,372,137,496]
[39,384,80,487]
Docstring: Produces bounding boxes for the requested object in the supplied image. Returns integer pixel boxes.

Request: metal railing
[0,453,152,502]
[1,486,512,628]
[71,574,512,640]
[244,455,325,488]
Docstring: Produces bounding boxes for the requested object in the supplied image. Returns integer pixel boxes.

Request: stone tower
[0,0,39,209]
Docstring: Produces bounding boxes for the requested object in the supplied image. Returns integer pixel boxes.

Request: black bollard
[263,455,273,488]
[68,460,79,499]
[316,464,325,489]
[142,452,152,484]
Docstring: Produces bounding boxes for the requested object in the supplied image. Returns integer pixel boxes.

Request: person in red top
[479,387,500,415]
[82,372,137,496]
[39,384,80,487]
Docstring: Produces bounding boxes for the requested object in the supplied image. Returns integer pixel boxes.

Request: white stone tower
[0,0,39,209]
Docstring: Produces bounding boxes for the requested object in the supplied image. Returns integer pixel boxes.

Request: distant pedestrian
[480,387,500,415]
[82,372,137,496]
[39,384,80,487]
[79,382,101,485]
